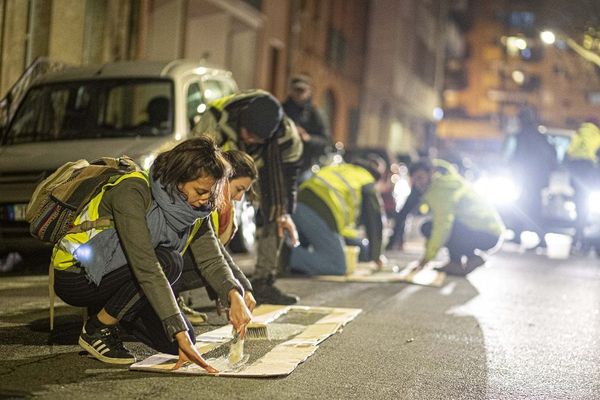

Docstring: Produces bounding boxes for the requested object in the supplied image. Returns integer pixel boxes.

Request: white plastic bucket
[344,246,360,275]
[544,233,572,259]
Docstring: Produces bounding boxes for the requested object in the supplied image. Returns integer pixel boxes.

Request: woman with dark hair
[51,136,252,372]
[178,149,259,323]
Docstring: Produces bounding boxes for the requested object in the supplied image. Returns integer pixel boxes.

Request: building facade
[359,0,447,157]
[1,0,456,154]
[440,0,600,148]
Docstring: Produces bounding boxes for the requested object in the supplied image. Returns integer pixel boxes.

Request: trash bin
[545,233,572,259]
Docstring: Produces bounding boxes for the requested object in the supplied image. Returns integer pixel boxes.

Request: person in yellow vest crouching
[288,159,386,275]
[410,159,505,276]
[177,150,258,322]
[51,136,252,370]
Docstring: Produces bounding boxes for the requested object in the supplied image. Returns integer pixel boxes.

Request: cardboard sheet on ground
[130,305,361,377]
[315,262,445,287]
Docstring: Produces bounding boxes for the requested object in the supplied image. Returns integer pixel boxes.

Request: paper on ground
[130,305,361,377]
[316,263,445,287]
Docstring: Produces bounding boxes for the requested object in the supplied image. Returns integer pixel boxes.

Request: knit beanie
[238,94,284,140]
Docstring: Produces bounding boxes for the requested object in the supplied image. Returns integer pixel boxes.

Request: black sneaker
[251,277,298,305]
[79,324,136,365]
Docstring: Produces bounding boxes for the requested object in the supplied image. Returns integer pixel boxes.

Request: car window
[203,78,237,103]
[186,82,203,129]
[4,79,173,144]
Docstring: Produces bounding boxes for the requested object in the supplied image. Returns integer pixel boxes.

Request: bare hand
[228,289,252,339]
[173,331,218,373]
[375,255,388,271]
[297,126,311,142]
[244,291,257,313]
[277,214,299,247]
[411,258,428,273]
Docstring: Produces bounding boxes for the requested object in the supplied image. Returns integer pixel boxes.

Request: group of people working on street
[47,75,508,372]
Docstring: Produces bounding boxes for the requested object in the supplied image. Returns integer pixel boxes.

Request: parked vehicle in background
[0,60,238,253]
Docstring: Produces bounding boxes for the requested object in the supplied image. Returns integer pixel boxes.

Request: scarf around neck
[78,167,212,285]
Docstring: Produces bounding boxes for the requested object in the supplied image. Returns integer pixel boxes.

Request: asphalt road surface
[1,244,599,399]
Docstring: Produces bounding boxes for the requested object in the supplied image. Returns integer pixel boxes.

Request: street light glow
[512,70,525,84]
[540,30,556,45]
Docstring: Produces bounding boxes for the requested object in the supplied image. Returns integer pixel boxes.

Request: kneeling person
[410,160,504,275]
[289,159,385,275]
[52,137,252,369]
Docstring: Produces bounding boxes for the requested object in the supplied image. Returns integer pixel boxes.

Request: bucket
[544,233,572,259]
[344,246,360,275]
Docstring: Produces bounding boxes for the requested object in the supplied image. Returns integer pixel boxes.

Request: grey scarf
[77,168,211,285]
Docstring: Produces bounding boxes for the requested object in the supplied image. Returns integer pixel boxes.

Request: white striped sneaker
[78,324,136,364]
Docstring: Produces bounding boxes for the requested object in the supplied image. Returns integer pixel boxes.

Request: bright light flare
[540,30,556,45]
[512,70,525,84]
[474,174,520,206]
[588,191,600,215]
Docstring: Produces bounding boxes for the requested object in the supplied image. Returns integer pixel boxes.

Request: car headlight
[588,191,600,216]
[474,175,520,205]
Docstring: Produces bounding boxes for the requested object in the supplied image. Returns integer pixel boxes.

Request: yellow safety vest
[567,122,600,163]
[300,164,375,237]
[208,89,272,155]
[51,171,203,270]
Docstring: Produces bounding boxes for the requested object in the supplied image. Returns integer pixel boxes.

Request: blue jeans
[290,203,346,275]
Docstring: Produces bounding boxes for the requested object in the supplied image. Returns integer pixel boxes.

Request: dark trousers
[421,220,500,262]
[54,247,194,355]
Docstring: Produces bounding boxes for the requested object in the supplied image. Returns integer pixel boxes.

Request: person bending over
[52,136,252,370]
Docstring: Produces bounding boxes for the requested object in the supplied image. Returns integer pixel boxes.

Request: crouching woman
[51,136,252,371]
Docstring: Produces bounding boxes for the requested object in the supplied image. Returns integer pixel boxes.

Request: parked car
[0,59,239,253]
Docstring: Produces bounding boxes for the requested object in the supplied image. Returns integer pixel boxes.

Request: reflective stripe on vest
[301,164,374,237]
[52,171,204,270]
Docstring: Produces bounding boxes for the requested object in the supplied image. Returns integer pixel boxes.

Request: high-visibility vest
[300,163,375,237]
[195,90,303,167]
[567,122,600,163]
[51,171,203,270]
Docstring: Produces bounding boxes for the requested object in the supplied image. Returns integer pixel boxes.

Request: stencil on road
[130,305,361,377]
[315,263,446,287]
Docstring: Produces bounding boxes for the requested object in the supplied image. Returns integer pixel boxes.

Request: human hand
[244,291,257,313]
[374,255,387,271]
[228,289,252,339]
[277,214,299,247]
[410,258,428,273]
[174,331,218,373]
[297,126,311,141]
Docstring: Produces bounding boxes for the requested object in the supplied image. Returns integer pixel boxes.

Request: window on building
[326,28,347,71]
[267,46,281,95]
[347,108,360,146]
[241,0,262,10]
[414,37,436,86]
[323,89,337,138]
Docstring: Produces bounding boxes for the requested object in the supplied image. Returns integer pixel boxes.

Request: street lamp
[539,28,600,68]
[540,30,556,45]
